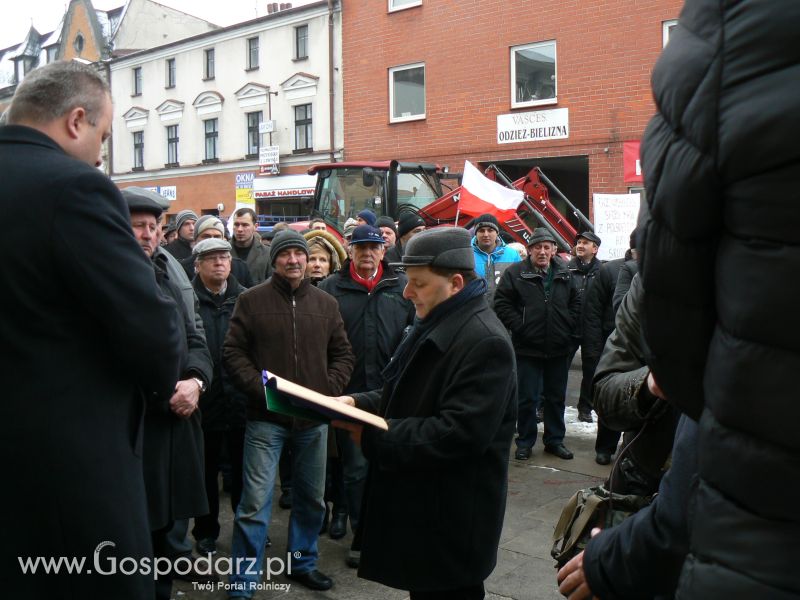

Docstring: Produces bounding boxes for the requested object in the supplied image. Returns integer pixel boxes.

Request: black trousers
[192,428,245,541]
[410,583,485,599]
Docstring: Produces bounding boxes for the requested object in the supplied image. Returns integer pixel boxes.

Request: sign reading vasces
[497,108,569,144]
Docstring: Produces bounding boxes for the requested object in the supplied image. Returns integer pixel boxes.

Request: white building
[109,0,343,222]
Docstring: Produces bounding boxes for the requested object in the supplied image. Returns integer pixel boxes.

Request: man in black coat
[335,227,516,599]
[319,225,414,561]
[495,229,580,460]
[189,238,248,556]
[125,190,213,600]
[638,2,800,596]
[0,61,181,599]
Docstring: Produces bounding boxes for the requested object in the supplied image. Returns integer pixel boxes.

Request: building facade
[340,0,683,224]
[110,1,342,224]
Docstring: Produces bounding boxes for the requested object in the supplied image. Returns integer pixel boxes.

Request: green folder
[264,386,329,423]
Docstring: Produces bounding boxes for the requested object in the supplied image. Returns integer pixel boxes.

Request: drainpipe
[328,0,336,162]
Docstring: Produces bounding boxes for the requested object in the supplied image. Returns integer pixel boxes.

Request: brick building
[340,0,683,223]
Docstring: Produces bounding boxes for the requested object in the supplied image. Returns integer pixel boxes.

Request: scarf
[349,260,383,293]
[382,277,487,389]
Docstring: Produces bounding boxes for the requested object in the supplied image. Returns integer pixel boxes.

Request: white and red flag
[457,160,524,220]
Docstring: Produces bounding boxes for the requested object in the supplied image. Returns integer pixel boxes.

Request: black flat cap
[390,227,473,270]
[576,231,601,246]
[120,186,164,218]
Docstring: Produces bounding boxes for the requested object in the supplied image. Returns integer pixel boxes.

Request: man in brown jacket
[223,229,354,595]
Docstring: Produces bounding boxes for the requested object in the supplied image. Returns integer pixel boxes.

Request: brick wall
[342,0,683,215]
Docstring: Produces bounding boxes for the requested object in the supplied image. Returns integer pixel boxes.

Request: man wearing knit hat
[356,209,377,227]
[332,227,515,598]
[470,213,520,300]
[376,216,398,247]
[224,228,354,594]
[176,215,254,287]
[164,209,198,260]
[385,211,425,265]
[495,228,580,461]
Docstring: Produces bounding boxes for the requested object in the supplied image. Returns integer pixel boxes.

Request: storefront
[252,173,317,225]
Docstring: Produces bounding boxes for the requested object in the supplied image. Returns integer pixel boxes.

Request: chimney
[267,3,274,13]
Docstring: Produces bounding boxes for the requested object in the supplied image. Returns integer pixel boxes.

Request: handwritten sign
[593,193,640,261]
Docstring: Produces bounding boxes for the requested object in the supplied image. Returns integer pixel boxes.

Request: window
[294,104,312,152]
[132,67,142,96]
[663,19,678,48]
[46,46,58,63]
[204,119,218,162]
[165,58,176,88]
[166,125,179,167]
[295,25,308,59]
[73,34,84,54]
[246,37,259,70]
[246,111,262,157]
[511,40,557,108]
[389,63,425,122]
[204,48,215,79]
[133,131,144,170]
[389,0,422,11]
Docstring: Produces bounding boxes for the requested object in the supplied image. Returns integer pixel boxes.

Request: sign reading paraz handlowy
[496,108,569,144]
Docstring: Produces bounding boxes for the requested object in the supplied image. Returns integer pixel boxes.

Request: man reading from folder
[334,227,517,600]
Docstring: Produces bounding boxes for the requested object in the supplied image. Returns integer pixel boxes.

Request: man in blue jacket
[470,213,520,299]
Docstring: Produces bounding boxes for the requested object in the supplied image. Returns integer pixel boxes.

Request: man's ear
[450,273,465,293]
[65,106,87,140]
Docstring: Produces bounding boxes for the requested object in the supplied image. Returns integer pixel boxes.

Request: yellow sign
[236,187,255,207]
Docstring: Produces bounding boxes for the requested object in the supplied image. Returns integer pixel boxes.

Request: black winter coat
[639,2,800,596]
[582,257,623,360]
[193,275,248,430]
[353,294,516,591]
[143,257,212,530]
[318,260,414,393]
[567,256,601,340]
[611,258,637,314]
[494,257,579,358]
[0,125,182,599]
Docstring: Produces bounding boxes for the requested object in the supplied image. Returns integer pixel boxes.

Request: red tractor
[307,160,592,252]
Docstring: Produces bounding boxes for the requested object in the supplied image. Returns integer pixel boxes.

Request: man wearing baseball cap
[495,228,580,461]
[333,227,516,598]
[224,229,354,594]
[319,226,414,565]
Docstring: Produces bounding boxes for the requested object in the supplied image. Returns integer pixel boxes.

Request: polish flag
[457,160,524,220]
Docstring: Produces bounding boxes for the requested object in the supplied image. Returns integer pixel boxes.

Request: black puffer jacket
[318,260,414,393]
[494,256,579,358]
[638,2,800,597]
[193,275,248,430]
[567,256,601,340]
[582,257,623,360]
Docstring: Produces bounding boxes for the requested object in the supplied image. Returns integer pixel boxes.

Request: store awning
[253,174,317,199]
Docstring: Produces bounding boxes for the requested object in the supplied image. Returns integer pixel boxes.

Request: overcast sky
[1,0,312,50]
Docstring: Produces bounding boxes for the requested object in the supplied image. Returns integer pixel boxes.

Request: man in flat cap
[176,215,253,287]
[189,238,248,557]
[224,229,354,594]
[334,227,516,599]
[568,231,603,424]
[124,190,213,600]
[495,228,580,461]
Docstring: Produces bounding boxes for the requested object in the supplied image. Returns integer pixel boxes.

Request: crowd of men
[4,3,799,596]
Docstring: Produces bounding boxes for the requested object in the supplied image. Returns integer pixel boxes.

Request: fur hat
[270,229,309,266]
[390,227,473,270]
[304,229,347,272]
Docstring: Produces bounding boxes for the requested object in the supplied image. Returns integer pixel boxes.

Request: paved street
[174,357,608,600]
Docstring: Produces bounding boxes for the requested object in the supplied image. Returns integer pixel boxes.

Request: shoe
[514,447,532,461]
[345,549,361,569]
[286,569,333,591]
[279,489,292,509]
[536,407,544,423]
[196,537,217,556]
[578,410,594,423]
[172,559,219,583]
[544,444,574,460]
[595,452,612,465]
[329,511,348,539]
